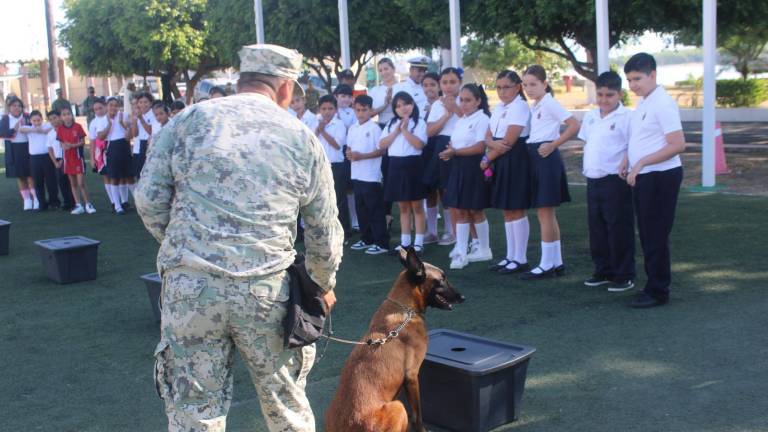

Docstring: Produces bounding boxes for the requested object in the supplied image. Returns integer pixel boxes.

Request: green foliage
[720,31,768,79]
[715,79,768,107]
[261,0,432,91]
[463,35,569,78]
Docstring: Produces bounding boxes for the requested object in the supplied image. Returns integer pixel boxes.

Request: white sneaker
[85,203,96,214]
[450,254,469,270]
[469,240,480,255]
[350,240,372,250]
[449,243,461,259]
[32,197,40,210]
[70,204,85,215]
[23,198,33,211]
[438,232,456,246]
[467,247,493,263]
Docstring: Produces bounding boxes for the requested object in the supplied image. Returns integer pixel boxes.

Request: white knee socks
[455,223,470,258]
[513,217,530,264]
[504,221,515,261]
[475,220,490,251]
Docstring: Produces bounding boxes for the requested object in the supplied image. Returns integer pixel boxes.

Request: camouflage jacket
[135,92,343,292]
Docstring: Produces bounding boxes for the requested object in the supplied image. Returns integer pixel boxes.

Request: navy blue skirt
[443,154,490,210]
[421,136,438,189]
[132,139,149,178]
[527,141,571,208]
[384,155,426,202]
[4,140,31,178]
[491,136,531,210]
[422,135,451,191]
[105,139,133,179]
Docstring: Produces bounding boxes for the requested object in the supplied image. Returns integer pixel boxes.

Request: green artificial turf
[1,157,767,431]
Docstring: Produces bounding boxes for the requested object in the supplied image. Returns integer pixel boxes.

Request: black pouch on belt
[283,254,328,349]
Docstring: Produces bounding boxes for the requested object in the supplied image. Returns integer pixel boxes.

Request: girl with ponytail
[521,64,581,279]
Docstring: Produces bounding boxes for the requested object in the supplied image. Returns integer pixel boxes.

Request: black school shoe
[629,293,668,309]
[520,265,566,280]
[498,261,531,275]
[584,275,612,286]
[607,280,635,292]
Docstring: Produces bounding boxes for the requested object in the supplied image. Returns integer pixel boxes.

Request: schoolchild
[289,93,319,131]
[623,52,686,308]
[424,67,463,246]
[57,108,95,214]
[151,102,170,139]
[379,91,428,254]
[45,110,75,210]
[346,95,389,255]
[315,94,351,233]
[369,57,398,229]
[170,100,185,117]
[334,84,359,230]
[130,92,156,179]
[334,84,356,129]
[98,97,133,214]
[521,65,581,279]
[485,70,533,274]
[1,97,36,210]
[440,84,492,269]
[578,71,636,293]
[20,111,58,210]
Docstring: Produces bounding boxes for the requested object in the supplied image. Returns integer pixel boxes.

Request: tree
[463,35,569,78]
[255,0,433,91]
[720,31,768,79]
[61,0,233,103]
[457,0,699,82]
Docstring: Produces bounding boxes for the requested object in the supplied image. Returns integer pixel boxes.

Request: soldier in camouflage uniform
[135,44,344,432]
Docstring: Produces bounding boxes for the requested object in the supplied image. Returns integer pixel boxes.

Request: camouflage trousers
[154,267,316,432]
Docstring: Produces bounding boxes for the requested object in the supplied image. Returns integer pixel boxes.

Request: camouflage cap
[239,44,305,96]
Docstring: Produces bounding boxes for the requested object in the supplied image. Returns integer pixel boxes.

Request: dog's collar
[385,297,417,315]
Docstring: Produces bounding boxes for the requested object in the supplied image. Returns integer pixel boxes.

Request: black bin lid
[0,219,10,226]
[34,236,101,251]
[425,329,536,376]
[140,272,161,283]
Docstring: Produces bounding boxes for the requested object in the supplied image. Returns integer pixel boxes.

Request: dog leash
[316,298,415,361]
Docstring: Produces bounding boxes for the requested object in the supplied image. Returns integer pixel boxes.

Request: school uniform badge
[537,112,541,119]
[610,123,615,130]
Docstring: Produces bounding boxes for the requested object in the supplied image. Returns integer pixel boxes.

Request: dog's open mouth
[434,293,453,310]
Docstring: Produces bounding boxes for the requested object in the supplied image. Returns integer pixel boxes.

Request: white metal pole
[702,0,716,187]
[338,0,351,69]
[595,0,610,74]
[254,0,265,44]
[449,0,462,68]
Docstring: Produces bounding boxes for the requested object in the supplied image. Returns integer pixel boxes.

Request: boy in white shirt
[623,52,686,308]
[20,110,57,210]
[578,71,635,293]
[45,110,75,210]
[346,95,388,254]
[316,94,350,234]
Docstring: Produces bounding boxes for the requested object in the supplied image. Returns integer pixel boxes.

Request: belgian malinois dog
[325,247,465,432]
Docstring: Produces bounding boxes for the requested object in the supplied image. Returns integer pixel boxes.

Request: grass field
[1,154,767,431]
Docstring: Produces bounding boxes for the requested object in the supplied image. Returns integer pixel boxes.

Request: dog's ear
[400,247,426,282]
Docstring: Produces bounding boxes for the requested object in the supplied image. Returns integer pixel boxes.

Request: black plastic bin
[0,220,9,255]
[419,329,536,432]
[140,272,162,323]
[34,236,100,284]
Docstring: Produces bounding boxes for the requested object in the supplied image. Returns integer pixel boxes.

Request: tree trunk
[160,72,175,105]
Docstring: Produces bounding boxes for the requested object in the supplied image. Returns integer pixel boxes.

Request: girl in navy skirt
[484,70,533,274]
[521,65,581,279]
[99,97,133,214]
[440,84,492,269]
[425,67,463,246]
[1,97,36,210]
[379,91,428,254]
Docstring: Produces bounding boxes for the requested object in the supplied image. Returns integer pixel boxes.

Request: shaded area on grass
[1,160,767,431]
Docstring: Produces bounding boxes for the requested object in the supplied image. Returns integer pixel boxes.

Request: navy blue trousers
[633,167,683,300]
[30,154,60,209]
[587,175,635,281]
[331,162,350,233]
[353,180,389,249]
